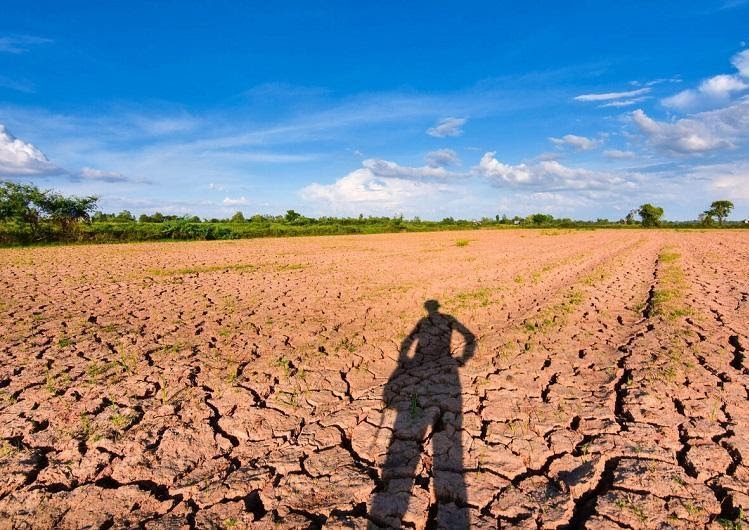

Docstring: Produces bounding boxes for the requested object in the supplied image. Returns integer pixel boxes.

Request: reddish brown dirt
[0,229,747,529]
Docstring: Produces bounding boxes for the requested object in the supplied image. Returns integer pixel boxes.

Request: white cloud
[661,90,700,110]
[222,196,249,206]
[300,168,452,215]
[360,157,464,181]
[663,50,749,110]
[664,76,748,110]
[599,97,649,108]
[731,49,749,77]
[549,134,600,150]
[426,117,467,137]
[574,88,650,102]
[0,124,60,176]
[79,167,129,183]
[0,35,52,54]
[700,74,748,97]
[299,157,464,215]
[677,160,749,202]
[603,149,636,159]
[474,152,639,191]
[208,182,225,191]
[425,149,460,167]
[474,153,532,184]
[632,98,749,154]
[0,75,35,93]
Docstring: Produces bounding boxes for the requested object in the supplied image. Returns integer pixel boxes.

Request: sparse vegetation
[2,181,745,247]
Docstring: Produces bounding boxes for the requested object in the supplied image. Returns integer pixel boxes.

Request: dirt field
[1,229,747,529]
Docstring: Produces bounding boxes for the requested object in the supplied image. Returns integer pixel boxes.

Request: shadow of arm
[454,319,476,365]
[399,322,420,363]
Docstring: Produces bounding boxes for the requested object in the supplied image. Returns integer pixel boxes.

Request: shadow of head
[424,299,440,314]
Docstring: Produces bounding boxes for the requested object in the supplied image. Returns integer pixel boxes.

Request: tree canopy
[0,181,98,240]
[707,200,734,225]
[638,203,664,227]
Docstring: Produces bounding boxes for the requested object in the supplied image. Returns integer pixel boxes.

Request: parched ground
[0,229,747,529]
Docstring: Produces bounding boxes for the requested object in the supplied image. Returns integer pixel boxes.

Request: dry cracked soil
[0,229,748,529]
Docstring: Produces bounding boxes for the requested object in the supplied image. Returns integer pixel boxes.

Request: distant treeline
[1,181,746,246]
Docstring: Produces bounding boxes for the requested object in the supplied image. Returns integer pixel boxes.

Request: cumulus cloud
[425,149,460,167]
[574,88,650,102]
[663,50,749,110]
[0,124,61,176]
[79,167,129,183]
[359,157,464,181]
[733,49,749,78]
[549,134,600,151]
[474,152,638,191]
[299,157,464,214]
[603,149,636,159]
[300,169,452,215]
[426,117,467,137]
[222,196,249,206]
[632,98,749,154]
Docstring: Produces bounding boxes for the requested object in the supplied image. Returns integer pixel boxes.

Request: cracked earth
[1,229,747,529]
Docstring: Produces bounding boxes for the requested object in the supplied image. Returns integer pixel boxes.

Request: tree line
[0,180,743,245]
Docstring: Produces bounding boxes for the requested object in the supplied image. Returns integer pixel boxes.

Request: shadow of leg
[431,409,470,529]
[369,436,426,528]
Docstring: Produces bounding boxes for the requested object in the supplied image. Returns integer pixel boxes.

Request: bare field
[1,229,748,529]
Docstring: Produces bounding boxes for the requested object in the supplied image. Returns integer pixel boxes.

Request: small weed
[278,391,300,408]
[159,379,169,404]
[86,361,111,384]
[717,509,744,529]
[109,405,132,430]
[273,357,291,377]
[58,336,73,348]
[337,336,358,353]
[455,239,470,247]
[149,263,257,276]
[78,414,99,441]
[0,439,18,459]
[450,287,497,309]
[45,369,59,395]
[226,364,239,385]
[116,350,138,374]
[614,495,647,523]
[671,474,687,487]
[410,393,421,420]
[276,263,304,271]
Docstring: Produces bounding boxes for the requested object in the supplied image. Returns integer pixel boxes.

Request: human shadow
[369,300,475,529]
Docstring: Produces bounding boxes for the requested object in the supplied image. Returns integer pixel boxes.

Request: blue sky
[1,1,749,220]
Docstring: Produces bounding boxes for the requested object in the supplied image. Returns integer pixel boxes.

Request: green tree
[708,200,733,226]
[699,211,714,226]
[37,191,98,239]
[230,211,246,223]
[0,181,46,237]
[285,209,301,223]
[529,213,554,225]
[638,203,664,227]
[115,210,135,222]
[625,209,638,225]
